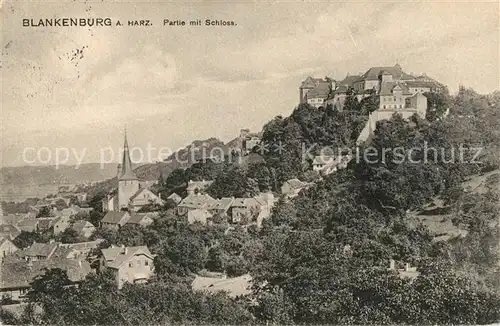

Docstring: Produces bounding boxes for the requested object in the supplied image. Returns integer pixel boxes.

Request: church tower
[117,130,140,211]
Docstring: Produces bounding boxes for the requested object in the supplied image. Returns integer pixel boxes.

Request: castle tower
[117,130,139,211]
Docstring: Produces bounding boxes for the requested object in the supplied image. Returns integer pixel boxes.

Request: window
[129,262,133,267]
[145,261,149,266]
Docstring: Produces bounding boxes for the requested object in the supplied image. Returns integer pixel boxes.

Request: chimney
[389,259,395,270]
[27,258,33,269]
[405,262,410,272]
[78,260,82,268]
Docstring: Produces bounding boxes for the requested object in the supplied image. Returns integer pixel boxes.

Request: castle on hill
[299,64,447,143]
[102,132,163,212]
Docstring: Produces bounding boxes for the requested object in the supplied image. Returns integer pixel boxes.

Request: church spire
[119,128,138,181]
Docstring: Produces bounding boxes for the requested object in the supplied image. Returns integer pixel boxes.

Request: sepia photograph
[1,0,499,324]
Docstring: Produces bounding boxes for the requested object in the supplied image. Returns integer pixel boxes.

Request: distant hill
[0,163,119,186]
[86,137,243,199]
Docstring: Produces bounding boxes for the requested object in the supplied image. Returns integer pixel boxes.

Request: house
[305,82,332,108]
[281,179,312,199]
[16,241,61,262]
[1,214,29,226]
[75,192,88,202]
[0,258,91,302]
[177,194,217,216]
[61,207,79,217]
[126,213,155,227]
[128,188,164,212]
[53,216,71,235]
[0,238,19,261]
[16,219,39,233]
[167,192,182,205]
[230,198,261,224]
[387,259,419,279]
[187,209,213,225]
[0,224,21,240]
[357,91,427,145]
[186,180,214,196]
[55,240,104,260]
[207,197,234,216]
[352,64,415,93]
[101,211,131,230]
[100,245,155,289]
[312,154,353,176]
[71,220,96,238]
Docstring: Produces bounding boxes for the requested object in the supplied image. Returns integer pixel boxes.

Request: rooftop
[101,245,153,269]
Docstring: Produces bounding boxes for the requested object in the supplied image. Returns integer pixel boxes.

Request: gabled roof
[283,178,309,190]
[129,187,161,202]
[167,193,182,204]
[16,219,39,232]
[379,82,412,96]
[101,246,153,269]
[101,211,130,225]
[71,220,95,233]
[338,74,361,87]
[231,197,260,208]
[178,194,217,209]
[207,197,235,211]
[0,259,91,289]
[127,213,153,225]
[25,242,61,258]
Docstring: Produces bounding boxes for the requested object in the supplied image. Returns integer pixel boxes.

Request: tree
[12,231,41,249]
[36,206,54,218]
[58,228,85,243]
[28,268,71,323]
[207,166,259,198]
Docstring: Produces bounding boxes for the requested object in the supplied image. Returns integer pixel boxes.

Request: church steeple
[119,128,138,181]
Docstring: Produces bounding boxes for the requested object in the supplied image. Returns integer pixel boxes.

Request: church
[102,132,163,212]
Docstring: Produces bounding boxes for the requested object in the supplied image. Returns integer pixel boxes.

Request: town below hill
[1,67,500,324]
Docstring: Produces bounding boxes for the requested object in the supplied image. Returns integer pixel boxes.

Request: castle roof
[379,82,412,96]
[338,75,361,87]
[361,64,415,81]
[306,82,331,99]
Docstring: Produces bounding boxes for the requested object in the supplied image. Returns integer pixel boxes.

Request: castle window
[129,262,133,267]
[383,105,386,109]
[145,261,149,266]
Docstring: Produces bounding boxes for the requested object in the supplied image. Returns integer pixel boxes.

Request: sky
[1,0,499,167]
